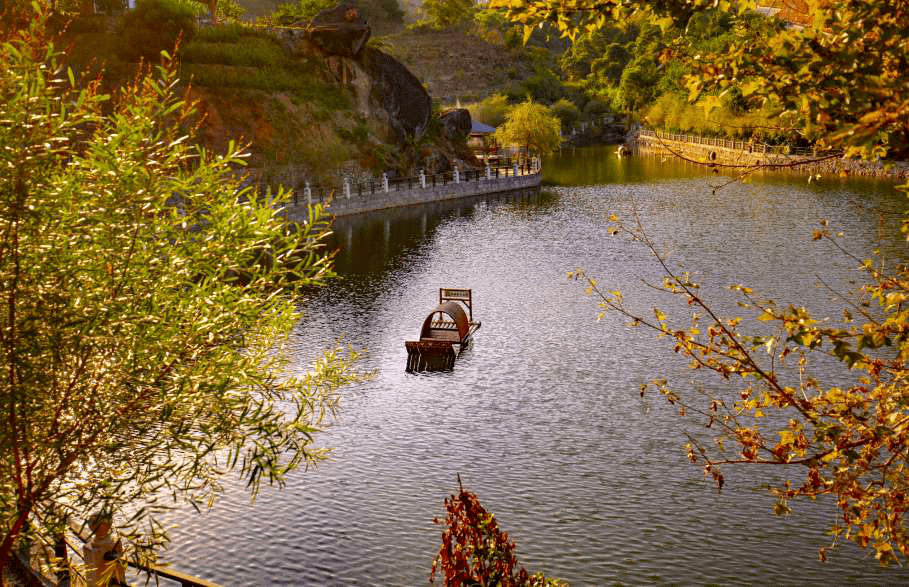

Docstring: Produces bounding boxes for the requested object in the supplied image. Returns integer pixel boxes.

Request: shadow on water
[328,187,557,275]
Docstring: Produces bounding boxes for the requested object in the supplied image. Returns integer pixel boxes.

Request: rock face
[288,4,432,148]
[306,4,370,59]
[269,4,471,174]
[358,47,432,144]
[439,108,472,141]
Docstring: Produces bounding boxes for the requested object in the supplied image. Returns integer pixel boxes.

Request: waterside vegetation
[494,0,909,566]
[0,6,361,582]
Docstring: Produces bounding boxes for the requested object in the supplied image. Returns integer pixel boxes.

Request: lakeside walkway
[280,163,542,220]
[635,129,909,179]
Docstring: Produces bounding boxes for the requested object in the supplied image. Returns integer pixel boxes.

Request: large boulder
[320,46,432,146]
[306,4,370,58]
[296,4,431,146]
[440,108,472,141]
[360,47,432,144]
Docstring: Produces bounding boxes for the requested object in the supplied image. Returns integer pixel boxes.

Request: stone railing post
[344,176,351,199]
[419,168,426,189]
[486,164,492,180]
[513,162,519,176]
[454,166,460,184]
[382,172,389,193]
[304,181,312,206]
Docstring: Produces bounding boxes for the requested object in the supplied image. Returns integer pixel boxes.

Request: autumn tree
[492,0,909,158]
[494,100,561,163]
[431,480,566,586]
[495,0,909,564]
[0,6,358,580]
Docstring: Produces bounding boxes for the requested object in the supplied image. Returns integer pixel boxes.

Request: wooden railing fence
[63,520,224,587]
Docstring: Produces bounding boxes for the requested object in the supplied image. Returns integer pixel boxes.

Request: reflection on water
[162,146,906,586]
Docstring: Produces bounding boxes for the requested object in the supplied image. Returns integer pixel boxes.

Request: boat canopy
[420,301,470,341]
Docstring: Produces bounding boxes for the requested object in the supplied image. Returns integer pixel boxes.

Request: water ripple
[157,150,907,586]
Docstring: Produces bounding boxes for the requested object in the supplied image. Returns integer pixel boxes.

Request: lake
[163,145,907,586]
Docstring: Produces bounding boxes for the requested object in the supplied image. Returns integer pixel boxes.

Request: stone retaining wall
[281,171,542,220]
[635,134,909,179]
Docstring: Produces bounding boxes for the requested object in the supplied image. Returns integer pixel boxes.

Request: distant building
[469,121,497,161]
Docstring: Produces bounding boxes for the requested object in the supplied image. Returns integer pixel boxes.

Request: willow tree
[496,0,909,564]
[0,7,357,579]
[494,100,561,164]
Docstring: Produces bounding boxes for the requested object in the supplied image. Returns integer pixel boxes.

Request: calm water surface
[164,146,907,585]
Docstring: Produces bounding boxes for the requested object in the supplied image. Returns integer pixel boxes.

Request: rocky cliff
[272,3,478,176]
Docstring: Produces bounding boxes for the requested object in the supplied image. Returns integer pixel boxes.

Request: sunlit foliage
[494,0,909,565]
[495,99,561,160]
[0,6,358,578]
[417,0,476,30]
[491,0,909,159]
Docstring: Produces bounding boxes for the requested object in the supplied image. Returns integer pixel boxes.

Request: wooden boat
[405,288,481,371]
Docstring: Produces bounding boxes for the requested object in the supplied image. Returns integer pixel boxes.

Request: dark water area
[162,145,907,586]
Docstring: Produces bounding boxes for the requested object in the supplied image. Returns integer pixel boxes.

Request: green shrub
[117,0,201,62]
[644,91,785,139]
[217,0,246,21]
[583,97,610,117]
[182,37,285,67]
[520,65,563,104]
[193,21,256,43]
[550,98,581,129]
[267,0,334,25]
[417,0,475,30]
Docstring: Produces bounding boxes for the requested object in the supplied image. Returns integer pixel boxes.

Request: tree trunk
[0,504,32,585]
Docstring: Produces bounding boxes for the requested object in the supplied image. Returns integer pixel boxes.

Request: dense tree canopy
[492,0,909,158]
[0,7,357,579]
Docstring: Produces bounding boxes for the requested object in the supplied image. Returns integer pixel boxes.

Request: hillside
[61,19,370,182]
[380,28,537,104]
[59,9,478,187]
[235,0,406,35]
